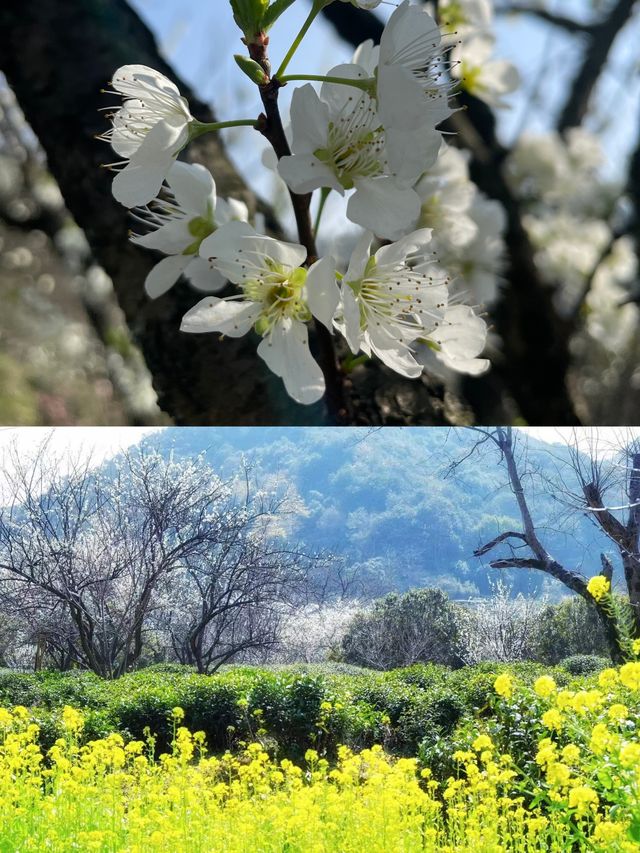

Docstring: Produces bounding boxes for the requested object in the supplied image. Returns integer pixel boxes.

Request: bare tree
[0,439,229,677]
[467,427,636,663]
[161,473,342,674]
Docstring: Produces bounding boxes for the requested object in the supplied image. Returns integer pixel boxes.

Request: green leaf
[262,0,297,31]
[229,0,269,39]
[629,819,640,843]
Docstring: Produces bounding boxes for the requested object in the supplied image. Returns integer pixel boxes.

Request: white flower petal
[345,231,374,282]
[378,67,429,132]
[112,119,187,207]
[257,320,325,405]
[366,325,423,377]
[278,154,343,195]
[166,161,215,218]
[352,40,380,74]
[110,104,144,157]
[348,179,420,240]
[320,64,370,116]
[374,229,433,268]
[306,256,339,330]
[340,284,363,354]
[180,297,260,336]
[131,218,192,253]
[385,124,442,187]
[288,85,330,154]
[380,1,440,67]
[184,257,227,293]
[112,65,183,102]
[200,221,307,283]
[215,197,249,224]
[144,254,191,299]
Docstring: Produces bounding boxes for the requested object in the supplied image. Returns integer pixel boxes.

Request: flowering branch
[250,57,348,423]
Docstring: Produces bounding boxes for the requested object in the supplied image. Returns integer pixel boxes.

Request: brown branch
[557,0,638,132]
[248,39,349,425]
[496,5,596,34]
[474,531,527,557]
[583,481,629,543]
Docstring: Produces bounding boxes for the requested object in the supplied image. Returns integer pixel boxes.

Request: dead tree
[469,427,630,663]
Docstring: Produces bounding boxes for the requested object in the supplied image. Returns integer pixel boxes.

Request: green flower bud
[234,55,270,85]
[230,0,269,41]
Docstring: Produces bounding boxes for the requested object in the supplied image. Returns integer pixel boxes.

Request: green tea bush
[0,661,586,760]
[558,654,611,675]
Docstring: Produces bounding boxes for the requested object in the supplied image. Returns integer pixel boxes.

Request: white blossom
[414,143,478,248]
[451,35,520,109]
[437,0,493,38]
[426,304,489,375]
[340,0,383,7]
[278,70,428,238]
[131,161,249,298]
[375,0,453,133]
[338,229,450,376]
[181,222,339,404]
[102,65,194,208]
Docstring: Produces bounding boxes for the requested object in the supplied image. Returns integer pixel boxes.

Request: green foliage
[340,589,463,670]
[529,596,611,663]
[558,654,611,675]
[0,661,579,763]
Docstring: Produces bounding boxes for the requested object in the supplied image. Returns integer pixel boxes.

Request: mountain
[132,427,608,600]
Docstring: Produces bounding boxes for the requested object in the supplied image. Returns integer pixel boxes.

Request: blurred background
[1,0,639,425]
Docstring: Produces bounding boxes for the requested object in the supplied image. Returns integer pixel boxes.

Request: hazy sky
[1,427,638,467]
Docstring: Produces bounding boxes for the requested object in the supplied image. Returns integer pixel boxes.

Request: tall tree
[467,427,639,663]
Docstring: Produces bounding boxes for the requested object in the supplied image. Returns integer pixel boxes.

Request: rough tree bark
[0,0,320,426]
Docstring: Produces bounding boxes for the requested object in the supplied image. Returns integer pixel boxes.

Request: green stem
[274,0,330,80]
[189,118,258,140]
[278,73,374,93]
[313,188,331,239]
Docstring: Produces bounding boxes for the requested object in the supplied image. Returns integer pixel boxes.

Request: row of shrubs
[0,654,608,763]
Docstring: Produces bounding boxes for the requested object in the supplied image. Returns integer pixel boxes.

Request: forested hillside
[137,428,606,599]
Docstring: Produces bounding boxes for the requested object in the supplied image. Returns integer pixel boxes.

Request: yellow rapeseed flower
[598,668,619,689]
[541,708,563,733]
[619,742,640,768]
[607,703,628,722]
[586,575,610,601]
[472,734,493,752]
[533,676,556,698]
[494,673,514,699]
[568,786,599,814]
[619,661,640,690]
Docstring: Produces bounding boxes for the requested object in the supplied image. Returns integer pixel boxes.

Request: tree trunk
[0,0,318,426]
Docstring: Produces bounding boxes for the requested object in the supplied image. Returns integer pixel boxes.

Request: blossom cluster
[506,128,638,352]
[99,0,521,405]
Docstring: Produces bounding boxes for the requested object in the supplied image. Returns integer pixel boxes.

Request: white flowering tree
[0,0,638,425]
[0,441,234,676]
